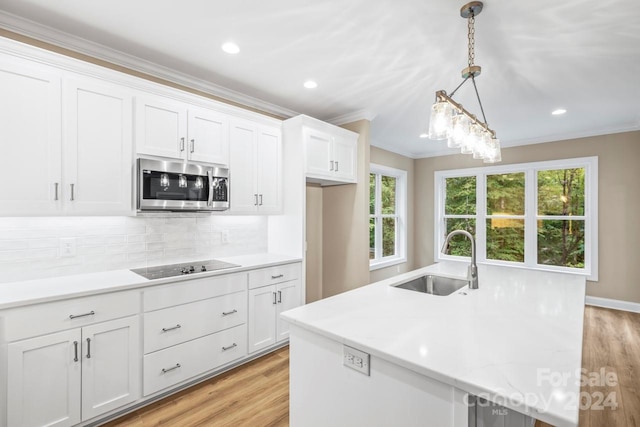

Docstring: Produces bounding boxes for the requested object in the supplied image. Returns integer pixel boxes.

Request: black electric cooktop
[130,259,240,280]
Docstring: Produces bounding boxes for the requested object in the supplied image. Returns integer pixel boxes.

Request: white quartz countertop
[0,253,301,310]
[281,262,586,427]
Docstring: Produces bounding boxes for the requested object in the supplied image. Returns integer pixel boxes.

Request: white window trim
[434,156,598,281]
[370,163,407,271]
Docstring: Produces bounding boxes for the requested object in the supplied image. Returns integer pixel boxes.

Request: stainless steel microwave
[137,158,229,212]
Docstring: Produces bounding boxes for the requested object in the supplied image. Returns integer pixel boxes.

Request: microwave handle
[207,170,214,207]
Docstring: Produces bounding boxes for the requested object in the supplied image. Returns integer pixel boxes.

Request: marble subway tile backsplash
[0,215,268,283]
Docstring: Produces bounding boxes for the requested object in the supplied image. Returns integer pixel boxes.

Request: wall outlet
[344,345,370,376]
[59,237,77,257]
[221,230,230,244]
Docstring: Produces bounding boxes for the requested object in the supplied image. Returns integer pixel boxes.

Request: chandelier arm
[448,76,470,98]
[470,76,488,126]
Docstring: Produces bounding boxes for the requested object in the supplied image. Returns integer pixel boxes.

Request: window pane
[369,174,376,215]
[382,217,396,257]
[369,217,376,260]
[538,220,585,268]
[538,168,585,216]
[487,172,525,215]
[381,176,396,214]
[486,219,525,262]
[444,218,476,257]
[445,177,476,215]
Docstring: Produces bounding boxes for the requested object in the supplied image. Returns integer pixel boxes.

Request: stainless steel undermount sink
[394,275,469,296]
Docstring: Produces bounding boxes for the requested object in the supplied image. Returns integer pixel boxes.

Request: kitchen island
[281,262,586,427]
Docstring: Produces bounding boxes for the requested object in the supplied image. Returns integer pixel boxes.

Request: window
[435,157,598,279]
[370,164,407,270]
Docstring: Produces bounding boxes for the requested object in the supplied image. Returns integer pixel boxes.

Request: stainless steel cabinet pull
[272,292,277,305]
[278,290,282,303]
[180,137,185,151]
[222,343,238,351]
[222,309,238,316]
[86,338,91,359]
[190,138,195,153]
[54,183,59,201]
[73,341,78,362]
[271,274,284,279]
[69,310,95,319]
[70,183,75,201]
[162,324,182,332]
[254,194,259,206]
[330,160,334,171]
[259,194,263,206]
[161,363,181,374]
[335,161,339,172]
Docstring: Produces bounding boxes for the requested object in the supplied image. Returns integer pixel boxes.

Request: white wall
[0,215,267,283]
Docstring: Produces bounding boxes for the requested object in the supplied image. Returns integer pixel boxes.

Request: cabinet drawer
[144,290,247,354]
[144,272,246,311]
[248,263,301,289]
[143,324,247,396]
[3,291,140,342]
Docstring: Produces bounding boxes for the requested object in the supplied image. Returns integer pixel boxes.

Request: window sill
[435,255,597,281]
[370,257,407,271]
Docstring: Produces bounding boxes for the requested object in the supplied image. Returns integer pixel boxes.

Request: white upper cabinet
[229,119,282,214]
[187,107,229,165]
[284,115,358,185]
[134,94,187,160]
[0,56,62,215]
[135,94,229,165]
[63,78,133,215]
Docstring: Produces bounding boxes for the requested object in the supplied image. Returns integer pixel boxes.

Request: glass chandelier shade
[448,114,470,148]
[428,101,454,140]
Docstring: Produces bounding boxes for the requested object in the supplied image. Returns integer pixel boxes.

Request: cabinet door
[276,279,301,342]
[229,119,258,213]
[7,329,82,427]
[304,129,333,178]
[81,316,140,421]
[187,107,229,165]
[333,135,358,183]
[64,78,133,214]
[256,126,282,213]
[248,285,277,353]
[0,56,61,215]
[135,94,187,159]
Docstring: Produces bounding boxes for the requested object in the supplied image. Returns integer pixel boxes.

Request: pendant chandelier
[428,1,501,163]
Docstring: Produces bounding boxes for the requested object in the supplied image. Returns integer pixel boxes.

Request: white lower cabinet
[143,324,247,396]
[248,279,301,353]
[7,316,140,427]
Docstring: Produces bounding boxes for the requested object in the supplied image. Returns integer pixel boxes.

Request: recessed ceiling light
[552,109,567,115]
[303,80,318,89]
[419,133,429,139]
[221,42,240,54]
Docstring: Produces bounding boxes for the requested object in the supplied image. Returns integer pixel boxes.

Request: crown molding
[0,10,299,119]
[327,109,377,126]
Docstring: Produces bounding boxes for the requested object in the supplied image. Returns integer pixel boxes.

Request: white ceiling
[1,0,639,158]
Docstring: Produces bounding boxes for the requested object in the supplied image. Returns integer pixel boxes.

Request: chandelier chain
[468,12,475,67]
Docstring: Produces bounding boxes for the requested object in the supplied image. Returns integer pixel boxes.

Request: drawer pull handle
[86,338,91,359]
[162,324,182,332]
[162,363,181,374]
[222,309,238,316]
[271,274,284,279]
[222,343,237,351]
[278,290,282,303]
[69,310,95,319]
[73,341,79,362]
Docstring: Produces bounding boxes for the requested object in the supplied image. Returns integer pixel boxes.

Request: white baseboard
[585,296,640,313]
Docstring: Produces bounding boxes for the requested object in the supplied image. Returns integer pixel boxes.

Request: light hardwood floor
[107,306,640,427]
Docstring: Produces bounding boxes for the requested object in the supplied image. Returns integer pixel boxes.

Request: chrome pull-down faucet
[441,230,478,289]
